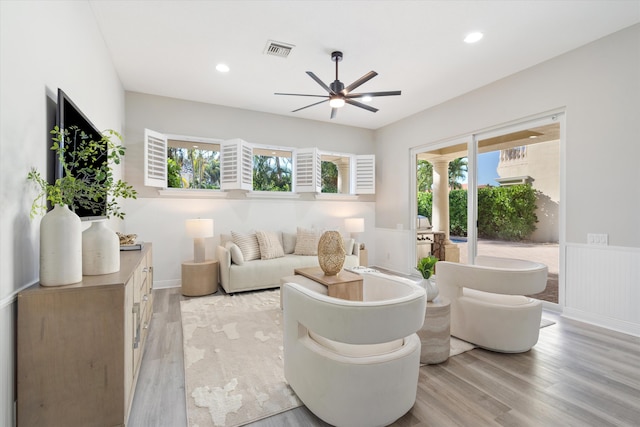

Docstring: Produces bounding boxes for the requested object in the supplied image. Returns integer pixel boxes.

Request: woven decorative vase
[318,231,346,276]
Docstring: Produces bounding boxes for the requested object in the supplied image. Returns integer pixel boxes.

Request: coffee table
[293,267,363,301]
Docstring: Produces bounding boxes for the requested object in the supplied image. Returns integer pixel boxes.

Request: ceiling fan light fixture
[329,96,345,108]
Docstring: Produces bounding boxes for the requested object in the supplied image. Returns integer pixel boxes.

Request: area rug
[180,289,554,426]
[180,289,301,427]
[449,336,476,356]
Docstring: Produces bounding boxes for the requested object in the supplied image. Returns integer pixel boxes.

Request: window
[144,129,375,196]
[167,139,220,189]
[252,147,292,192]
[320,154,349,193]
[321,160,338,193]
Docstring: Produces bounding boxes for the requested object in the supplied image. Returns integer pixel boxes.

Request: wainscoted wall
[122,197,376,289]
[565,244,640,337]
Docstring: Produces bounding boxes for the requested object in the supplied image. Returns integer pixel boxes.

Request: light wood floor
[129,287,640,426]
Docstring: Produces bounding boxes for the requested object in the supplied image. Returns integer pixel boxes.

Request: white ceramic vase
[422,276,439,302]
[82,220,120,275]
[39,204,83,286]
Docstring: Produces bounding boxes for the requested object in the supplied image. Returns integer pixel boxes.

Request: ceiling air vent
[264,40,294,58]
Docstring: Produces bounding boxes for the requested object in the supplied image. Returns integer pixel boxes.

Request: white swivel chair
[437,255,548,353]
[282,273,426,427]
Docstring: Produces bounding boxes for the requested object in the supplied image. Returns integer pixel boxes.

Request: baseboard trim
[562,307,640,338]
[153,279,181,290]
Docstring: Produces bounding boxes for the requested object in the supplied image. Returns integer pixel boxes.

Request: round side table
[417,296,451,364]
[181,260,219,296]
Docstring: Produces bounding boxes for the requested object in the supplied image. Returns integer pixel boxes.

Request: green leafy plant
[417,184,538,240]
[416,255,438,279]
[27,126,137,219]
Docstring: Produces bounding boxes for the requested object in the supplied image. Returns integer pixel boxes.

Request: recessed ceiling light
[361,95,373,103]
[216,63,230,73]
[464,32,483,44]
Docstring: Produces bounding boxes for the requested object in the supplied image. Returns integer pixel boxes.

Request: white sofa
[216,230,360,294]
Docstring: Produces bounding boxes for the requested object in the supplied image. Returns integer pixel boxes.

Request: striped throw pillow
[231,231,261,261]
[255,230,285,260]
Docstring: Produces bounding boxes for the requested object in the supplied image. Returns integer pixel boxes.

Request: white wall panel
[565,244,640,336]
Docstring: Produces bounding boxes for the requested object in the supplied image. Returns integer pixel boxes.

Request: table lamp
[186,218,214,263]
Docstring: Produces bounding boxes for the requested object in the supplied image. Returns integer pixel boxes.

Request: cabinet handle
[143,267,149,273]
[133,302,141,349]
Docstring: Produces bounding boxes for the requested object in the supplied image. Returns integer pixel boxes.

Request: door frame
[409,110,566,308]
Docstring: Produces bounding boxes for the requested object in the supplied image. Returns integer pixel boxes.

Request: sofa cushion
[294,227,319,256]
[343,238,355,256]
[256,230,285,260]
[282,232,297,254]
[225,241,244,265]
[231,231,261,261]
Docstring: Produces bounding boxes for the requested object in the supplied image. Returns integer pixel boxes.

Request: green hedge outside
[417,184,538,241]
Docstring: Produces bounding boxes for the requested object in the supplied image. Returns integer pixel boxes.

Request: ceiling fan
[275,51,401,119]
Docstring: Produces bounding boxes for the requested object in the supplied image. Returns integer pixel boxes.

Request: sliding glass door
[412,113,563,305]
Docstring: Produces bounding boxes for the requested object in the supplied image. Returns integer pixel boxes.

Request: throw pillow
[231,231,261,261]
[294,227,319,256]
[255,230,285,260]
[282,232,297,254]
[343,238,355,255]
[225,241,244,265]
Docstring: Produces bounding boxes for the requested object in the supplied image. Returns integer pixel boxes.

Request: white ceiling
[89,0,640,130]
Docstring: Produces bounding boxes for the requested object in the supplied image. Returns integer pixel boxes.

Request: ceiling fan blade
[343,71,377,94]
[306,72,334,94]
[330,108,338,119]
[291,98,329,113]
[346,90,402,98]
[345,99,378,113]
[275,93,328,98]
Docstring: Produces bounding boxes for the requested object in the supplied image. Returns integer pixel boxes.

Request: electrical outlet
[587,233,608,245]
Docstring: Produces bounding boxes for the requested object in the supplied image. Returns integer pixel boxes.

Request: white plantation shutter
[294,148,321,193]
[220,139,253,191]
[144,128,167,187]
[354,154,375,194]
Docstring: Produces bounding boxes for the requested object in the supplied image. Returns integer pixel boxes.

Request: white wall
[122,197,375,288]
[0,2,125,425]
[123,92,377,285]
[375,24,640,335]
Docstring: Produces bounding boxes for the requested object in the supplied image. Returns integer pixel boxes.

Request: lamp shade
[344,218,365,233]
[185,218,214,239]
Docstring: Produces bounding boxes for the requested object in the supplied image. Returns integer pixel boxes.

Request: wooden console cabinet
[17,244,153,427]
